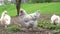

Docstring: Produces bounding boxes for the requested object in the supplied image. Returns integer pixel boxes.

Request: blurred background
[0,0,60,5]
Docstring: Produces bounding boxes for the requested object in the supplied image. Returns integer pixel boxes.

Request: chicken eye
[20,10,23,13]
[25,20,28,22]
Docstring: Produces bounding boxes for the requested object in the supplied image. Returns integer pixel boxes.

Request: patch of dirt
[40,14,51,20]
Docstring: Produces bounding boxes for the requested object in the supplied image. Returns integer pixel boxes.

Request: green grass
[21,2,60,15]
[6,25,21,31]
[0,2,60,16]
[0,4,17,16]
[37,19,60,33]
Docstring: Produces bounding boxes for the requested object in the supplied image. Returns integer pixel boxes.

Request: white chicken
[0,11,11,27]
[19,9,40,29]
[51,14,60,25]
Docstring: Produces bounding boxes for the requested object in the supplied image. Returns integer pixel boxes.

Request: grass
[37,19,60,33]
[6,25,21,31]
[0,4,17,16]
[0,2,60,16]
[21,2,60,15]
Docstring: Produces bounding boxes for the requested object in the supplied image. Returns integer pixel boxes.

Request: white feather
[51,15,60,24]
[19,9,40,29]
[0,11,11,27]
